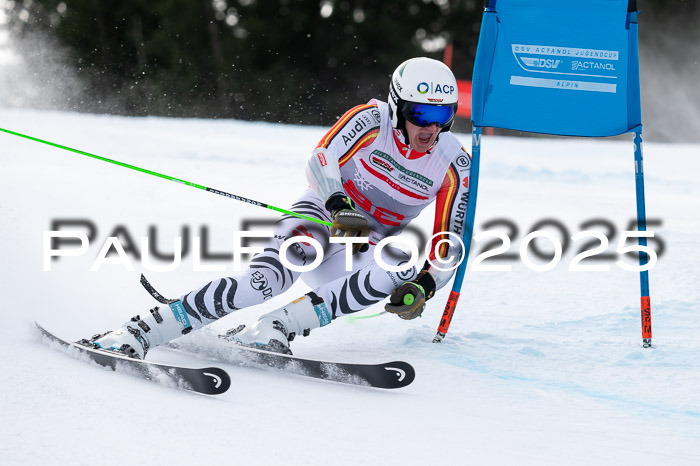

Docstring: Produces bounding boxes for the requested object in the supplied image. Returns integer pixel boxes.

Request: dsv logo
[250,271,273,300]
[521,57,561,69]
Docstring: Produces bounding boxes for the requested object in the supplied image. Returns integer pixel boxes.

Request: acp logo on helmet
[417,82,455,95]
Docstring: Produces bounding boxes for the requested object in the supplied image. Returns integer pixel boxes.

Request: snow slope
[1,108,699,465]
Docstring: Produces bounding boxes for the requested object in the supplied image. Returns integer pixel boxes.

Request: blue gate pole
[633,130,652,348]
[433,125,482,343]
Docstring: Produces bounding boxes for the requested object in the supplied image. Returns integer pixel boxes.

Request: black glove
[325,193,370,254]
[384,270,436,320]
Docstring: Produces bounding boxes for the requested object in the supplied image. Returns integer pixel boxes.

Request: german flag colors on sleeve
[430,158,470,262]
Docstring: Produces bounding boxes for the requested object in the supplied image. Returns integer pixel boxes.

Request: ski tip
[380,361,416,388]
[33,321,54,339]
[198,367,232,395]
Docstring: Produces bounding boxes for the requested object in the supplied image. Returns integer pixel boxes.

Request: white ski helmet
[388,57,459,134]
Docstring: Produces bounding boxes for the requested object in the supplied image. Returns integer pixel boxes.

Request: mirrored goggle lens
[402,103,456,127]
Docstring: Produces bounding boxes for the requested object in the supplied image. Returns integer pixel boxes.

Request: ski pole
[345,311,387,322]
[0,127,332,228]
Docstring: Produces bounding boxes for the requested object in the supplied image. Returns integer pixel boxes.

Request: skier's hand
[384,271,436,320]
[325,193,370,254]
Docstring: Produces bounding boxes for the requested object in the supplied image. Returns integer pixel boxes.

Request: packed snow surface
[1,108,699,465]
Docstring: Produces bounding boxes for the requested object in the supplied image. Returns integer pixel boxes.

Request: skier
[86,57,472,358]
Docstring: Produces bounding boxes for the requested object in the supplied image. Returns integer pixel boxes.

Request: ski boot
[222,293,331,355]
[80,301,193,359]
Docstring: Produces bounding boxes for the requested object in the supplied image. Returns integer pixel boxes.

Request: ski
[35,322,231,395]
[140,274,415,389]
[165,339,415,389]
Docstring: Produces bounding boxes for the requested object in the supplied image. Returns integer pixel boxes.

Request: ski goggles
[401,102,457,128]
